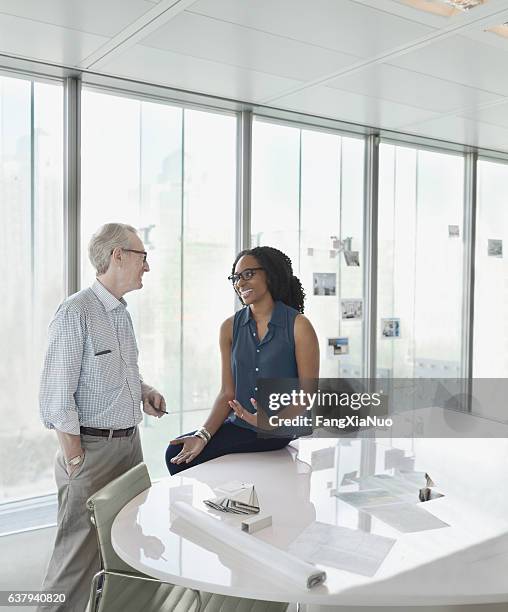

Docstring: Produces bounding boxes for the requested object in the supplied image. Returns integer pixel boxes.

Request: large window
[2,71,507,511]
[0,75,64,501]
[80,89,237,479]
[251,119,365,377]
[377,144,465,378]
[474,159,508,378]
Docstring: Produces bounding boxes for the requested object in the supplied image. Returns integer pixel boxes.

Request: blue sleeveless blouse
[228,300,299,431]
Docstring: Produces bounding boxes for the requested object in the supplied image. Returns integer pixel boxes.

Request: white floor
[0,526,55,611]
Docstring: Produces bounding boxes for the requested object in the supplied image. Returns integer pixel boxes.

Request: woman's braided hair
[232,246,306,313]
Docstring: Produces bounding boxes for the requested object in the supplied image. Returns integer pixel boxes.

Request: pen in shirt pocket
[95,349,112,356]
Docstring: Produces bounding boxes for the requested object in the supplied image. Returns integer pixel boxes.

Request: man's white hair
[88,223,138,275]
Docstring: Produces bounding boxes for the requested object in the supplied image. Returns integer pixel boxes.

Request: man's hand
[67,463,79,477]
[56,430,85,475]
[65,452,85,477]
[142,387,167,418]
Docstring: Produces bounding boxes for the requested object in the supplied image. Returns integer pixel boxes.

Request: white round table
[111,439,508,607]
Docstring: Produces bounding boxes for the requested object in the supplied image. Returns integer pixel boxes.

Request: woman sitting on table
[165,246,319,475]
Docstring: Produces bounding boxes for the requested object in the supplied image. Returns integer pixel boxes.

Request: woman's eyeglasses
[228,267,264,285]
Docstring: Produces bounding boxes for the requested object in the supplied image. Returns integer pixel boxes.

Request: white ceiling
[2,0,508,152]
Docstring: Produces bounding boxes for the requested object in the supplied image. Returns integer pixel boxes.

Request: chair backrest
[86,462,151,572]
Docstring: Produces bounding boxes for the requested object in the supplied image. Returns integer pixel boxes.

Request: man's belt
[80,426,135,438]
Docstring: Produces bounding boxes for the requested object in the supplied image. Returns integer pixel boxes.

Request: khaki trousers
[37,428,143,612]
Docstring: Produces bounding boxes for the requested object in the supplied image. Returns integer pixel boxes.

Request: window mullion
[63,77,80,296]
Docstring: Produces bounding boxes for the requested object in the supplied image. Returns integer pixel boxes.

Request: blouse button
[255,367,259,372]
[256,349,260,353]
[254,387,258,391]
[252,332,256,336]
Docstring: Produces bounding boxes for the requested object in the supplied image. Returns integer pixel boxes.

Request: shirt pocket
[96,349,123,386]
[81,346,122,390]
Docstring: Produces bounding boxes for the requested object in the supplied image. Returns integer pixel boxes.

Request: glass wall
[80,89,237,478]
[251,120,300,265]
[474,159,508,378]
[251,118,365,378]
[3,70,508,507]
[0,75,64,501]
[377,143,465,378]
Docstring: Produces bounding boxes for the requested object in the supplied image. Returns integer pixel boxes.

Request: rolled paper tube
[171,501,327,589]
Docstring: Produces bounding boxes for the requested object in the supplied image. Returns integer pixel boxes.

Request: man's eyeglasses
[118,248,148,263]
[228,267,264,285]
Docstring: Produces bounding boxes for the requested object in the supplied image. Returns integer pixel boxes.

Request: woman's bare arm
[294,314,320,381]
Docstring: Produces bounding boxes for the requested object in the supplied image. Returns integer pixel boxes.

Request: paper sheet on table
[350,473,428,497]
[333,488,408,507]
[332,469,447,532]
[364,502,449,533]
[288,521,395,577]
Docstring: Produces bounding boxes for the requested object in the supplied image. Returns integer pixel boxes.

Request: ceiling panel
[0,0,506,154]
[461,101,508,129]
[390,34,508,96]
[187,0,436,58]
[0,0,156,37]
[327,63,503,113]
[0,13,107,66]
[141,11,361,82]
[272,85,440,129]
[100,44,304,102]
[402,115,508,151]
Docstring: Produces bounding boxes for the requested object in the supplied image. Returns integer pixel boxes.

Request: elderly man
[37,223,166,612]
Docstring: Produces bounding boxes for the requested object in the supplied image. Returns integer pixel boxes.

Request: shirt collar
[92,279,127,312]
[269,300,285,327]
[239,301,285,327]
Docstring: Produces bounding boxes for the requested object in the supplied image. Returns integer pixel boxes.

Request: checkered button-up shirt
[39,280,146,434]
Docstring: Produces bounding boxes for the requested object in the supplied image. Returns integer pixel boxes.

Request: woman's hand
[229,398,259,428]
[168,435,207,465]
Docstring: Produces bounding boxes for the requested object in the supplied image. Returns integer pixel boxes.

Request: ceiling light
[444,0,485,9]
[487,22,508,38]
[396,0,487,17]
